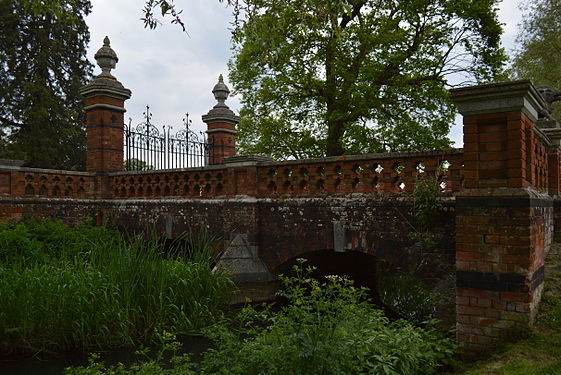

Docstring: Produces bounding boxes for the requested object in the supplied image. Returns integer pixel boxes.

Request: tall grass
[0,219,233,355]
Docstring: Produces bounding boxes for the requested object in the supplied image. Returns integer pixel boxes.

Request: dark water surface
[0,334,213,375]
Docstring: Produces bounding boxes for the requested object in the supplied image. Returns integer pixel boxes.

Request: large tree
[26,0,506,159]
[227,0,505,158]
[512,0,561,119]
[0,0,92,169]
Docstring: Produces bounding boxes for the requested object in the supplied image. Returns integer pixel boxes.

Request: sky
[85,0,525,147]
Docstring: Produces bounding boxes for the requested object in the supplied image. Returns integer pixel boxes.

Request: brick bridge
[1,39,561,350]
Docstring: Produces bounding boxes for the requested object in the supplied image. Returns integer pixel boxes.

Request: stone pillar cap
[80,37,131,100]
[450,80,546,123]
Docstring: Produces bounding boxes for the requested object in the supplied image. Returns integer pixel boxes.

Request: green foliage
[65,335,197,375]
[412,176,442,230]
[512,0,561,120]
[124,158,154,171]
[406,175,442,252]
[199,260,456,375]
[230,0,506,158]
[0,0,92,170]
[0,219,233,354]
[66,260,456,374]
[377,270,441,323]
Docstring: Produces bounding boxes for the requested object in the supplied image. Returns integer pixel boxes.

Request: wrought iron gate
[124,106,214,171]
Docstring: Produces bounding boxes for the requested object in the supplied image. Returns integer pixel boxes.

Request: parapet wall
[109,149,464,200]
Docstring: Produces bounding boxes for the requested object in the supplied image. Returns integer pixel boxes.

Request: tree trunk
[326,118,345,156]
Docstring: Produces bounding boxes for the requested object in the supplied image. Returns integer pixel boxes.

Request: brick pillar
[80,37,131,173]
[202,75,239,165]
[451,80,552,349]
[541,116,561,239]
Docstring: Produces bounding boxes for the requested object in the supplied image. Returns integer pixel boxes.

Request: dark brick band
[86,124,123,130]
[456,196,553,208]
[531,265,545,291]
[457,265,545,292]
[85,106,126,114]
[87,147,123,152]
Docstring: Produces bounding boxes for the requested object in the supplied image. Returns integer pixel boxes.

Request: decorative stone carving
[94,36,119,78]
[537,86,561,116]
[202,75,240,125]
[81,36,131,98]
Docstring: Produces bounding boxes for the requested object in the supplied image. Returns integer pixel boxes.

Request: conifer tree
[0,0,93,169]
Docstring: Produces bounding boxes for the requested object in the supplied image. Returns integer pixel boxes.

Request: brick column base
[455,189,550,349]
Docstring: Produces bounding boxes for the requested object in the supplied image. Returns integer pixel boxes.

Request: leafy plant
[199,260,456,375]
[65,259,456,374]
[411,176,442,230]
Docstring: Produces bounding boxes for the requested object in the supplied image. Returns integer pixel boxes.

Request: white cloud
[86,0,239,135]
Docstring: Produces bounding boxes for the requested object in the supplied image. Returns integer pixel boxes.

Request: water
[0,334,213,375]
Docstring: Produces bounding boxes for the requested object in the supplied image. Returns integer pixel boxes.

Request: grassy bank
[0,219,233,355]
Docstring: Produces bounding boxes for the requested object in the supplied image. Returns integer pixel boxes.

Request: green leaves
[0,0,92,169]
[0,219,233,354]
[230,0,505,158]
[198,260,456,374]
[512,0,561,120]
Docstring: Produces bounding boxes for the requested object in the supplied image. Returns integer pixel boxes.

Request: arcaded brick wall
[109,149,464,199]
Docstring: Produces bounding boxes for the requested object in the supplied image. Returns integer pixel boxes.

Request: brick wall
[451,80,554,349]
[0,79,559,351]
[108,149,463,199]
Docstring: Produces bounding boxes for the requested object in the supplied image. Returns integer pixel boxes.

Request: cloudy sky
[85,0,525,147]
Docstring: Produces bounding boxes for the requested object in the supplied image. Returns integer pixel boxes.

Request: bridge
[1,39,561,350]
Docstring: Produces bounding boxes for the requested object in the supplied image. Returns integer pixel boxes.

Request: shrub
[199,260,456,375]
[67,260,456,374]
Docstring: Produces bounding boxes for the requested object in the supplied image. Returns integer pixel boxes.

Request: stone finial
[202,74,239,125]
[94,36,119,78]
[212,74,231,108]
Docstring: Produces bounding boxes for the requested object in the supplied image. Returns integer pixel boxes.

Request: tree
[512,0,561,119]
[0,0,92,170]
[124,158,153,171]
[228,0,505,158]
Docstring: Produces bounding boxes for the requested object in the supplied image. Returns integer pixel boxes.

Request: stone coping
[0,165,94,176]
[110,148,463,175]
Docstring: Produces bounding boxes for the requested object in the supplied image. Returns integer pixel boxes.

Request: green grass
[0,218,233,355]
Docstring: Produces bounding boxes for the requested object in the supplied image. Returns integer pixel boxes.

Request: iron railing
[124,106,214,171]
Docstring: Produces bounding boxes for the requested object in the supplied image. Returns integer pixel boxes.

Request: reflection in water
[0,334,212,375]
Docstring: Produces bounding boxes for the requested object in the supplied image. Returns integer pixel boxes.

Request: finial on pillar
[202,74,239,124]
[94,36,119,78]
[80,37,131,174]
[212,74,230,108]
[202,74,239,164]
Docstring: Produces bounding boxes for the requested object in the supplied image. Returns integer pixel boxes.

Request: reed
[0,219,233,355]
